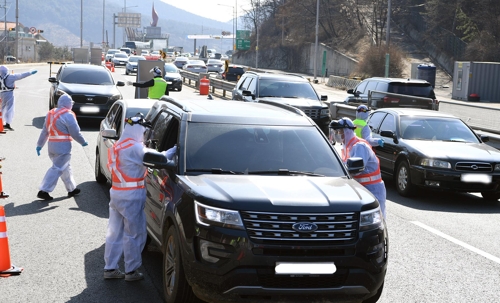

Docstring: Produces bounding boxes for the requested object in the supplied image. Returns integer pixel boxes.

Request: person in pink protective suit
[36,94,88,201]
[330,117,387,218]
[103,114,176,281]
[0,65,38,130]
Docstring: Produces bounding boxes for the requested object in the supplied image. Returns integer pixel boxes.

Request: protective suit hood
[120,122,146,143]
[0,65,8,77]
[58,94,74,110]
[356,105,369,121]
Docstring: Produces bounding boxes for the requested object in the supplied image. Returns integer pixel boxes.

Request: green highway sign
[236,39,251,50]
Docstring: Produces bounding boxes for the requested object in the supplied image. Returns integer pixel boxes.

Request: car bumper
[113,61,127,66]
[181,225,388,303]
[410,166,500,192]
[165,78,182,90]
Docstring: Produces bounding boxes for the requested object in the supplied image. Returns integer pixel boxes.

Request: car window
[258,80,318,100]
[228,67,244,73]
[238,76,251,90]
[114,53,128,58]
[128,56,145,62]
[112,106,124,137]
[185,123,345,176]
[106,103,120,126]
[61,68,113,85]
[355,81,368,94]
[247,78,257,94]
[164,64,178,73]
[150,112,172,150]
[365,81,378,95]
[379,113,396,133]
[401,117,479,142]
[388,83,435,98]
[376,82,388,92]
[367,111,387,133]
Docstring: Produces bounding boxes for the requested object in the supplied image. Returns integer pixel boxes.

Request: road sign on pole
[29,27,36,34]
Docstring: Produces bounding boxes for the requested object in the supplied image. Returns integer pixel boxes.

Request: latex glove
[31,70,38,75]
[377,139,384,148]
[166,145,177,160]
[36,146,42,156]
[126,81,133,86]
[82,142,88,147]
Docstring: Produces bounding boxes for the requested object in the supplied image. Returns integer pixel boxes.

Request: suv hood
[259,97,324,108]
[178,175,376,212]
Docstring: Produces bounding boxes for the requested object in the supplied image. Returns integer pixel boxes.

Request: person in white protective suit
[330,117,387,218]
[36,94,88,201]
[0,65,38,130]
[352,105,384,147]
[103,114,177,281]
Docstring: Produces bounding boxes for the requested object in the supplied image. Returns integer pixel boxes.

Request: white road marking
[411,221,500,265]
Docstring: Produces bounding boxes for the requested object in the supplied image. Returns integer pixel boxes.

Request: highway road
[0,63,499,303]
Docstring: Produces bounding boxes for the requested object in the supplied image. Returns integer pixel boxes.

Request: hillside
[6,0,234,52]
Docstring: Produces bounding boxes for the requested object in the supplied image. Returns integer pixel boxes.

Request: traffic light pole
[15,0,18,59]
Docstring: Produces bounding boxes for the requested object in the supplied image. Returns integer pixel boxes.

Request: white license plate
[79,106,100,114]
[275,262,336,275]
[461,173,492,184]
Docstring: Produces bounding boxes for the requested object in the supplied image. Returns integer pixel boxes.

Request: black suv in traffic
[344,77,438,110]
[232,71,331,134]
[141,97,388,303]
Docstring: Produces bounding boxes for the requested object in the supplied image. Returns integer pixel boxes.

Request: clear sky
[160,0,250,23]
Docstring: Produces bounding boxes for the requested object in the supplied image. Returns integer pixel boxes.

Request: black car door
[371,112,398,174]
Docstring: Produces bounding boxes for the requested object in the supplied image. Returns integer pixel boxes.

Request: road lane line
[411,221,500,265]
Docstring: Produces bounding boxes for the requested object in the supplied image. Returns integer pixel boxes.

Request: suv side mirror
[102,129,118,140]
[321,95,328,101]
[116,81,125,87]
[347,89,354,94]
[48,77,58,83]
[242,90,252,96]
[346,157,365,174]
[143,151,176,169]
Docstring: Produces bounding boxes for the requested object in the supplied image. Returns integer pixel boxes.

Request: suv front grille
[295,107,321,119]
[241,211,358,244]
[71,95,109,105]
[455,162,492,172]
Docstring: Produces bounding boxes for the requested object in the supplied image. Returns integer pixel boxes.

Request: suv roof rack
[159,96,191,112]
[258,100,304,116]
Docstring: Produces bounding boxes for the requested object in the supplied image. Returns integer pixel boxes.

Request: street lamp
[217,3,235,53]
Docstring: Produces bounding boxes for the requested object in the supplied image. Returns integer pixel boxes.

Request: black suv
[344,77,438,110]
[141,97,388,303]
[232,71,331,134]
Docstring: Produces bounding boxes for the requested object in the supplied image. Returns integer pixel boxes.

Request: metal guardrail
[179,70,236,98]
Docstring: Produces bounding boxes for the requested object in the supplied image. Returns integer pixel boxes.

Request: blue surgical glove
[82,142,88,147]
[377,139,384,147]
[31,70,38,75]
[36,146,42,156]
[166,145,177,160]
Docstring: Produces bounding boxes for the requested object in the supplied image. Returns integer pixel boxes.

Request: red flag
[151,3,159,27]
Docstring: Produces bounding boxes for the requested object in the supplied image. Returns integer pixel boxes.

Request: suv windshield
[258,80,318,100]
[61,68,114,85]
[388,83,435,98]
[185,123,344,176]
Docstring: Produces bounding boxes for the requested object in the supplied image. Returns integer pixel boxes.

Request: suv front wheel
[163,226,198,303]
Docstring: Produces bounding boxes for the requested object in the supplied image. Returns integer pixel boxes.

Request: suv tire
[362,282,384,303]
[163,226,198,303]
[396,161,415,197]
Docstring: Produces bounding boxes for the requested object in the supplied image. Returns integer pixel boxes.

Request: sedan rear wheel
[396,161,415,197]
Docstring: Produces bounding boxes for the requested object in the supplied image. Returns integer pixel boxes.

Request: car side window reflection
[367,112,387,133]
[247,78,257,95]
[355,81,368,94]
[379,113,395,133]
[113,107,124,137]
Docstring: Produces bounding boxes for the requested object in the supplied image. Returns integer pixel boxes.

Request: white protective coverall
[37,94,87,193]
[0,65,36,125]
[353,105,383,147]
[339,119,387,218]
[104,119,176,273]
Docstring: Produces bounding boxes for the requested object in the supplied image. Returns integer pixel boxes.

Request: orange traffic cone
[111,63,115,72]
[0,172,8,199]
[0,206,22,276]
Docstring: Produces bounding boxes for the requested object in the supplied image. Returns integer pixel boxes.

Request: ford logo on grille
[292,222,318,233]
[87,97,93,101]
[471,165,478,170]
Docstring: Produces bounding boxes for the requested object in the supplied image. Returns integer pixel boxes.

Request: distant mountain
[7,0,235,53]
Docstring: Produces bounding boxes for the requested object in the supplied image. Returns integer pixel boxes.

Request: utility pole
[3,0,6,57]
[80,0,83,47]
[15,0,18,58]
[102,0,105,49]
[256,0,259,68]
[313,0,319,82]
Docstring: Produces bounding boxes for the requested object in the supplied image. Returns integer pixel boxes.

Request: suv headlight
[109,94,122,102]
[195,201,244,230]
[320,107,330,117]
[359,207,383,231]
[420,159,451,169]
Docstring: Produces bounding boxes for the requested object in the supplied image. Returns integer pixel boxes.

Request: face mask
[334,133,343,144]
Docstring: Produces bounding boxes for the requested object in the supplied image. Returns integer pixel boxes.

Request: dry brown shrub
[352,45,406,78]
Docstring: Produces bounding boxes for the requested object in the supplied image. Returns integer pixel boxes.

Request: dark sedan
[164,63,182,91]
[366,108,500,200]
[48,63,125,118]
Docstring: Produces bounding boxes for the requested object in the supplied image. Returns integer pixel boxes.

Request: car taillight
[383,96,400,103]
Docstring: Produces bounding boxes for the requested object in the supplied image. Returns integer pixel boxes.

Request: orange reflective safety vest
[341,136,382,186]
[107,138,146,191]
[47,108,75,142]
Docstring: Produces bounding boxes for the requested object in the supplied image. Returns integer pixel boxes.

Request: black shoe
[68,188,81,197]
[37,191,53,201]
[4,124,13,131]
